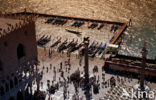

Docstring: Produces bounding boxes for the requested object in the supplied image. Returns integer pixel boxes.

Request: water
[0,0,156,59]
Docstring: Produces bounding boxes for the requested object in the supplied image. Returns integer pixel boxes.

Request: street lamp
[140,42,148,91]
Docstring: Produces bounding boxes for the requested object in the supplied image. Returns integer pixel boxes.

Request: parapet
[0,12,36,38]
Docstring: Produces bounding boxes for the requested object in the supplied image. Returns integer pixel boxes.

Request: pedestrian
[79,56,82,66]
[41,82,43,89]
[60,62,62,69]
[129,18,132,26]
[50,64,52,70]
[98,75,100,82]
[47,67,49,73]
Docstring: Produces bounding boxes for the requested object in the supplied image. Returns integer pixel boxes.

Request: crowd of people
[31,47,138,100]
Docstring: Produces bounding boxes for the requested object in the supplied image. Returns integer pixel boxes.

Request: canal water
[0,0,155,59]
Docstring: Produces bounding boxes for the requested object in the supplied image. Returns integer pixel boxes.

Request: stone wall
[0,19,37,78]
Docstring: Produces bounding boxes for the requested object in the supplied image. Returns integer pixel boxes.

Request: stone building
[0,15,38,100]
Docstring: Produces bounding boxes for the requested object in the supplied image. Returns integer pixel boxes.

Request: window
[17,44,25,59]
[17,90,23,100]
[4,42,8,47]
[0,86,5,96]
[14,77,18,86]
[0,60,2,71]
[5,83,9,92]
[9,96,14,100]
[24,31,28,36]
[10,80,14,89]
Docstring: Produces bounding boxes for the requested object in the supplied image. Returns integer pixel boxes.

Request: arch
[14,77,18,86]
[17,44,25,59]
[9,96,14,100]
[10,80,14,89]
[5,83,9,92]
[0,60,3,71]
[0,86,5,96]
[17,90,23,100]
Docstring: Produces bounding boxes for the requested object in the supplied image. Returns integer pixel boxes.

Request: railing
[105,61,156,77]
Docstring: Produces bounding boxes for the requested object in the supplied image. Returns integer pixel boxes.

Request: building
[0,15,38,100]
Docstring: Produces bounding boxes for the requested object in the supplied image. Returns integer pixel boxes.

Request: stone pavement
[31,47,156,100]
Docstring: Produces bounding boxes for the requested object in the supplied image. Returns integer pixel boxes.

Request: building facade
[0,15,38,100]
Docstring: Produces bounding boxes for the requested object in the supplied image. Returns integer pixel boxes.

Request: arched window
[10,80,14,89]
[14,77,18,86]
[9,96,14,100]
[17,44,25,59]
[17,90,23,100]
[0,60,3,71]
[0,86,5,96]
[5,83,9,92]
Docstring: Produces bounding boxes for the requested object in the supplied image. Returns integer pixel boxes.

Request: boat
[65,38,75,49]
[110,24,115,32]
[45,17,55,24]
[67,39,79,53]
[95,42,103,53]
[50,37,61,48]
[57,39,68,52]
[38,35,51,46]
[97,22,104,30]
[88,23,98,29]
[98,44,106,55]
[91,42,103,57]
[37,35,45,42]
[65,29,81,35]
[71,21,84,28]
[89,41,95,49]
[88,42,98,54]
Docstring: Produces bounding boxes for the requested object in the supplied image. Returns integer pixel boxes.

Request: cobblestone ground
[31,47,156,100]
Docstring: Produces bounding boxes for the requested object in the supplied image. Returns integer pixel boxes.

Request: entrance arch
[0,60,3,71]
[10,80,14,89]
[14,77,18,86]
[17,44,25,59]
[0,86,5,96]
[9,96,14,100]
[5,83,9,92]
[17,90,23,100]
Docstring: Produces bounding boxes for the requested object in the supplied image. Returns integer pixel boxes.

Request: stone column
[83,37,90,100]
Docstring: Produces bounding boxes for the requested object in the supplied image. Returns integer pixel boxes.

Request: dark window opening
[0,60,3,71]
[10,80,14,89]
[4,42,8,47]
[14,77,18,86]
[5,83,9,92]
[9,96,14,100]
[0,86,5,96]
[17,44,25,59]
[17,90,23,100]
[24,31,28,36]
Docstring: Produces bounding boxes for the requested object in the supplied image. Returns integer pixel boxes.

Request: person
[68,58,70,65]
[41,82,43,89]
[60,62,62,69]
[61,71,64,77]
[68,91,70,99]
[79,56,82,66]
[98,75,100,82]
[47,67,49,73]
[50,64,52,69]
[129,19,132,26]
